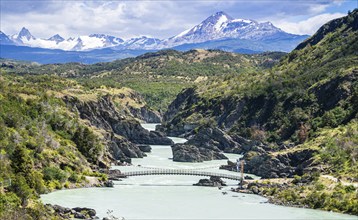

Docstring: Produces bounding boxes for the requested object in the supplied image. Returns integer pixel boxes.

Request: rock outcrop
[243,148,319,178]
[63,95,172,163]
[186,127,240,153]
[193,176,227,187]
[107,134,144,163]
[111,119,173,145]
[129,106,162,123]
[172,143,227,162]
[46,204,98,219]
[170,126,242,162]
[137,144,152,152]
[162,88,201,136]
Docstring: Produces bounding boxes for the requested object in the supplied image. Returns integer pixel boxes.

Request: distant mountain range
[0,11,309,63]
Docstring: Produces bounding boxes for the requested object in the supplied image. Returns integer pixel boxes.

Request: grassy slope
[1,50,285,111]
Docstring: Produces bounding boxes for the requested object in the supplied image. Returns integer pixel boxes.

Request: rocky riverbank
[46,204,99,219]
[231,173,358,215]
[46,204,124,220]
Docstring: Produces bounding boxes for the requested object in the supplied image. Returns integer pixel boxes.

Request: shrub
[43,166,67,183]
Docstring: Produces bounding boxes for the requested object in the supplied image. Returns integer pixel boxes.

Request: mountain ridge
[1,11,308,52]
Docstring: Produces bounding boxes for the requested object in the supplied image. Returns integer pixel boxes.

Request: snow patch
[232,19,253,24]
[214,15,229,31]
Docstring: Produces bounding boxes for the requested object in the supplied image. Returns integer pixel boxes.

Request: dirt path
[321,175,358,187]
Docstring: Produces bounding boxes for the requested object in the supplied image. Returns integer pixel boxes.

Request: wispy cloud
[272,12,346,35]
[0,0,355,39]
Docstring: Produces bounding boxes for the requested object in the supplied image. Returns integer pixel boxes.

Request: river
[41,124,356,219]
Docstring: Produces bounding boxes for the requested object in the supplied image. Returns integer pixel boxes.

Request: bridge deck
[119,169,240,181]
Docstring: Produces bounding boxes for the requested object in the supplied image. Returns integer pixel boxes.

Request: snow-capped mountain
[5,28,125,51]
[161,11,299,48]
[0,31,14,45]
[11,27,36,44]
[0,11,308,54]
[116,36,161,50]
[48,34,65,43]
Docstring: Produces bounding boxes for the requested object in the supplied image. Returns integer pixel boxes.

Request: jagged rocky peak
[48,34,65,43]
[17,27,35,41]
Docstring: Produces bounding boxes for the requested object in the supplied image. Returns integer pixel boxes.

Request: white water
[41,124,356,219]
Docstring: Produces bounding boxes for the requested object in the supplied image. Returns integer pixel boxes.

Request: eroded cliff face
[63,94,172,163]
[129,106,162,123]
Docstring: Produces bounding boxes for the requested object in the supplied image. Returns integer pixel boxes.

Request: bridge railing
[119,169,240,180]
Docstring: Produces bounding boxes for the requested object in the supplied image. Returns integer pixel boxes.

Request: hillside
[163,9,357,144]
[1,49,285,111]
[161,9,358,214]
[0,72,173,219]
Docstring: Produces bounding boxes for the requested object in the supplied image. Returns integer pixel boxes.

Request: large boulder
[193,176,227,187]
[186,127,239,153]
[172,143,227,162]
[137,145,152,153]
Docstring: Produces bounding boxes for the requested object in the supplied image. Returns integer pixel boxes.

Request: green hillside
[164,9,357,147]
[1,50,285,111]
[0,72,169,219]
[162,10,358,213]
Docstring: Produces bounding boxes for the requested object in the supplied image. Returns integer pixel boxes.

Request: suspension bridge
[117,169,242,181]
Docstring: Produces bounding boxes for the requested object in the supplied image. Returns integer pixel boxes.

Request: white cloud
[1,1,208,39]
[0,1,353,39]
[309,4,329,14]
[272,13,346,35]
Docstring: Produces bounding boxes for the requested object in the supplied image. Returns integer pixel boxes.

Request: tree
[10,176,33,207]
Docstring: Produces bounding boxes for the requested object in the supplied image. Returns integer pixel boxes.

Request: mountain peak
[18,27,35,41]
[204,11,233,25]
[48,34,65,42]
[0,30,15,45]
[212,11,232,19]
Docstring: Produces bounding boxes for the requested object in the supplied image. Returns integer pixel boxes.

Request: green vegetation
[165,10,357,155]
[252,173,358,215]
[163,10,358,214]
[0,9,357,218]
[1,50,285,110]
[0,73,113,219]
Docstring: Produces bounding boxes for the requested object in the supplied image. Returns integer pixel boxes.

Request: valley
[0,6,357,220]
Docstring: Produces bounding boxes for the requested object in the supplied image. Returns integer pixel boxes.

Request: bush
[0,192,21,215]
[10,176,33,207]
[43,166,67,183]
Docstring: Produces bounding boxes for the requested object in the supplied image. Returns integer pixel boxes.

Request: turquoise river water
[41,124,357,219]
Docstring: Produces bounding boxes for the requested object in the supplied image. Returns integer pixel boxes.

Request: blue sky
[0,0,357,39]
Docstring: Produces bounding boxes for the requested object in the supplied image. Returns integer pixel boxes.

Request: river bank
[41,124,357,220]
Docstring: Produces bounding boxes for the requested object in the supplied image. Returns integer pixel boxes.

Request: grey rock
[74,212,86,219]
[103,180,114,187]
[243,147,318,178]
[172,143,227,162]
[137,144,152,152]
[129,106,162,123]
[194,176,227,187]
